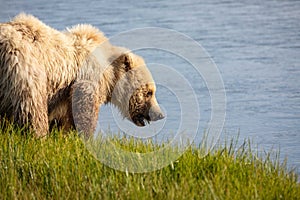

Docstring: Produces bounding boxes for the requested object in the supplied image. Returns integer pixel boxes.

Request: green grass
[0,122,299,200]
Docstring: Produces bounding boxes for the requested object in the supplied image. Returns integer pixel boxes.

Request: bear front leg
[71,81,100,138]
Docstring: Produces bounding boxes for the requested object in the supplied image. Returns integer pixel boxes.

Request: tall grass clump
[0,122,299,199]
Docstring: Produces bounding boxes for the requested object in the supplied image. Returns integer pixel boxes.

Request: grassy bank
[0,123,299,199]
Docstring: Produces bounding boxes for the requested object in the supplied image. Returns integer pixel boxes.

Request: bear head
[109,50,165,127]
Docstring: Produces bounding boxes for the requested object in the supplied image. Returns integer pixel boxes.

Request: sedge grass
[0,123,299,199]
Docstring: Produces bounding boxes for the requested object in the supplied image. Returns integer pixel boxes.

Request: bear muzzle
[149,105,165,121]
[131,105,164,127]
[132,114,150,127]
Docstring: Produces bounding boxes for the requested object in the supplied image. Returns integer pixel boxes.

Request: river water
[1,0,299,173]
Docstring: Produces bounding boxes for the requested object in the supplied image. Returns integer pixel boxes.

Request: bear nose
[149,105,165,121]
[157,113,165,120]
[150,111,165,121]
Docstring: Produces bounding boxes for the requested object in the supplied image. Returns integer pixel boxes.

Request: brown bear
[0,13,164,137]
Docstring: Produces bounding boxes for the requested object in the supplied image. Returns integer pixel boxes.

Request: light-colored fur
[0,13,163,137]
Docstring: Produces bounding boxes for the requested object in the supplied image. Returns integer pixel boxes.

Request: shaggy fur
[0,14,164,137]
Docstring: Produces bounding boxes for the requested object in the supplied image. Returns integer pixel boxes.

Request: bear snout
[149,105,165,122]
[130,105,164,127]
[151,112,164,121]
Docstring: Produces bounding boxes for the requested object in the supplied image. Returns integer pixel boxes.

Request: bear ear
[111,53,133,72]
[123,54,132,72]
[112,53,133,72]
[111,50,143,72]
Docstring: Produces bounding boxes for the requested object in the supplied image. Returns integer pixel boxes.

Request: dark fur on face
[129,84,154,126]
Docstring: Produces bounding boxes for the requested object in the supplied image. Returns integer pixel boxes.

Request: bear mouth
[132,114,151,127]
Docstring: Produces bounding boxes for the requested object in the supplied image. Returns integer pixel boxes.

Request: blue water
[1,0,299,173]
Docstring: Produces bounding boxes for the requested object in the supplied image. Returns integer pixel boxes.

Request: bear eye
[146,91,153,98]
